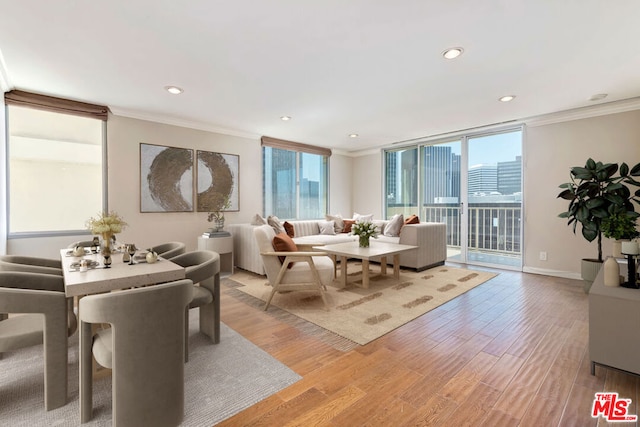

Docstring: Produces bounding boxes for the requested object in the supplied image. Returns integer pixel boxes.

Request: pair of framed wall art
[140,143,239,213]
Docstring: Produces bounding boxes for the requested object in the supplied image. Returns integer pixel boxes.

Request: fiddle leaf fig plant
[557,158,637,263]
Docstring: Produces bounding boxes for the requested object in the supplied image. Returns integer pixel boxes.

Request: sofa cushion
[251,213,267,226]
[342,219,355,233]
[384,214,404,237]
[404,214,420,225]
[372,220,387,235]
[267,215,285,235]
[354,212,373,223]
[293,234,356,246]
[283,221,295,237]
[272,233,298,268]
[325,214,344,233]
[318,220,336,235]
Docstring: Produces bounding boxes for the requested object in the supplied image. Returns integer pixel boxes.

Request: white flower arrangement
[86,211,127,236]
[351,221,378,239]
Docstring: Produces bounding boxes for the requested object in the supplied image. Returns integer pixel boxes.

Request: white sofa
[227,219,447,275]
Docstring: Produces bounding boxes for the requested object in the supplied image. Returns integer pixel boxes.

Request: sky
[445,130,522,166]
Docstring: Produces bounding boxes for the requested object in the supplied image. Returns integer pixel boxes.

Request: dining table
[60,247,186,298]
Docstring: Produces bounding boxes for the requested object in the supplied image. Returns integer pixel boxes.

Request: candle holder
[620,254,638,288]
[621,240,639,289]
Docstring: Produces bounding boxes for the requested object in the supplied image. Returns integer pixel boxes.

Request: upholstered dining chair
[151,241,187,260]
[79,279,193,426]
[0,254,63,276]
[169,250,220,361]
[0,271,77,410]
[253,225,334,311]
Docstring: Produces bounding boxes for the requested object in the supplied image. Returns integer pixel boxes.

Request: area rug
[233,263,497,346]
[0,315,301,426]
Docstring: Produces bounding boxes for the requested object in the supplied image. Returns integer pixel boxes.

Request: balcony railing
[421,204,521,256]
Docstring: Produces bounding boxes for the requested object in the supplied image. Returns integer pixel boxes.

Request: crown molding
[109,107,261,140]
[525,97,640,127]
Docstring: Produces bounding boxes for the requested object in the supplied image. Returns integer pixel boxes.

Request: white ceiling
[2,1,640,153]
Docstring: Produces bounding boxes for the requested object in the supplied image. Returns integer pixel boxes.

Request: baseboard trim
[523,266,581,280]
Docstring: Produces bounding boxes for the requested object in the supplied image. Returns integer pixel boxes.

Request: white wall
[351,151,383,219]
[8,114,353,256]
[523,109,640,278]
[328,152,353,217]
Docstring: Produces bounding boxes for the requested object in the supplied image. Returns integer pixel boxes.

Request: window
[262,137,329,219]
[384,127,523,270]
[5,91,107,235]
[385,147,418,218]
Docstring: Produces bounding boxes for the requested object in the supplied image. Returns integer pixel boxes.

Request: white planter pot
[612,239,628,258]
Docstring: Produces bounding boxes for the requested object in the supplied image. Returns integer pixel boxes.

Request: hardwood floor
[216,264,639,426]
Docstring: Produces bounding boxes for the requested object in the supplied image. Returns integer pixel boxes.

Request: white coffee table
[314,241,417,288]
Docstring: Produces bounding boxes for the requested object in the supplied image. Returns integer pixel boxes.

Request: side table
[198,232,234,278]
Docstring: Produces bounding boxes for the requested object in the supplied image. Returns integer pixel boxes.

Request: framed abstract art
[140,143,194,212]
[195,150,239,213]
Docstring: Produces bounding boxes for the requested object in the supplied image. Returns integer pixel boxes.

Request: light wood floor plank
[217,264,640,426]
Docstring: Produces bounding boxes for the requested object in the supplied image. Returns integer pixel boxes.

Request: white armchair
[253,225,334,311]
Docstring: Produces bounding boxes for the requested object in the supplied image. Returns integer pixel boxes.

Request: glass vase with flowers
[351,221,378,248]
[86,211,127,258]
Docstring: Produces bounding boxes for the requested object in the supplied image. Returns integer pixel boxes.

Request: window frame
[261,136,330,220]
[4,91,109,238]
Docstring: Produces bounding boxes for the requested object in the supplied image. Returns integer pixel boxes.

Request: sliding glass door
[466,130,522,268]
[420,140,463,262]
[385,127,523,269]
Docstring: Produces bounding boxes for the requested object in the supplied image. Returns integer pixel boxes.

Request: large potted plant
[558,159,638,292]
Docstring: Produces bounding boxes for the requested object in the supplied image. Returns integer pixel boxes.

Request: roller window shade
[4,90,109,121]
[261,136,331,157]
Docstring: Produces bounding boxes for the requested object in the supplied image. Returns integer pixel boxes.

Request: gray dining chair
[169,250,220,361]
[151,241,187,260]
[0,254,63,276]
[0,271,77,410]
[79,279,193,426]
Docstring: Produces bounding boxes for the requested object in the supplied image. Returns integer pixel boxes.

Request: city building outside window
[262,137,329,220]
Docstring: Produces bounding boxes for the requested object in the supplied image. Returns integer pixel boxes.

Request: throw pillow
[272,232,298,268]
[318,220,336,235]
[251,213,268,226]
[404,214,420,225]
[353,212,373,223]
[267,215,285,235]
[325,213,344,233]
[342,219,356,233]
[283,221,295,237]
[384,214,404,237]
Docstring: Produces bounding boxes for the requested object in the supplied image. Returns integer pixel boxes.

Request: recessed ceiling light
[280,116,291,121]
[590,93,608,101]
[442,47,464,60]
[349,134,359,138]
[164,86,183,95]
[499,95,515,102]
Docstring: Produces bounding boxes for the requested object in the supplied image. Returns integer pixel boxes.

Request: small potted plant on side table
[601,208,640,258]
